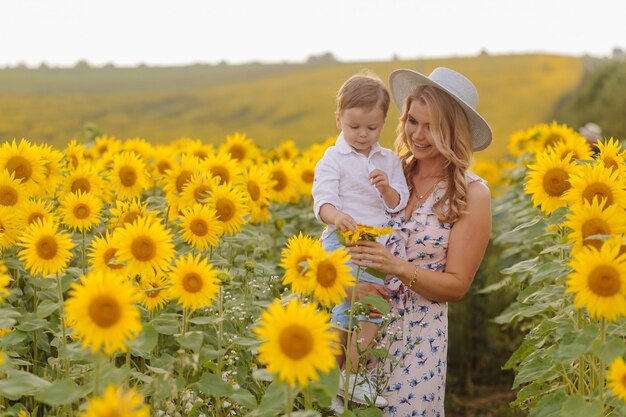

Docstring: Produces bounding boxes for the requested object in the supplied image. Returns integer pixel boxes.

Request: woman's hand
[348,239,398,276]
[350,281,389,318]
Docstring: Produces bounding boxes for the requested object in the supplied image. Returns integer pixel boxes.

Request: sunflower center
[0,185,18,206]
[71,178,91,194]
[88,295,121,328]
[70,154,79,169]
[194,150,209,160]
[147,284,161,298]
[602,157,619,172]
[193,184,210,203]
[119,166,138,187]
[210,167,230,185]
[176,170,193,193]
[583,182,613,206]
[28,212,44,225]
[228,145,246,161]
[122,211,140,225]
[279,324,313,360]
[272,171,287,191]
[545,134,565,148]
[182,272,203,293]
[587,265,621,297]
[157,160,172,174]
[6,156,32,182]
[316,260,337,288]
[247,182,261,201]
[73,203,91,219]
[301,169,314,184]
[36,236,58,260]
[582,218,610,249]
[215,198,235,222]
[296,255,310,274]
[104,248,124,270]
[190,218,209,236]
[542,168,570,197]
[131,236,156,261]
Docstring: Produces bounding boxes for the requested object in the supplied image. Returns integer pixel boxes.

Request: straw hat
[389,67,492,151]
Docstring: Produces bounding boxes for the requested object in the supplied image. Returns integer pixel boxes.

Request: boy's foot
[337,371,388,408]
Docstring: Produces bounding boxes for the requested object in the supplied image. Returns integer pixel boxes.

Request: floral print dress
[379,173,485,417]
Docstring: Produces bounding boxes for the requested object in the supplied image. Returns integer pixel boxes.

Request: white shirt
[312,132,409,239]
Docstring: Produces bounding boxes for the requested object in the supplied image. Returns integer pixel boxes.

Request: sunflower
[535,121,578,152]
[88,232,128,278]
[178,203,224,250]
[250,204,270,224]
[340,224,394,245]
[277,140,300,160]
[254,299,339,387]
[566,243,626,321]
[280,233,326,294]
[168,253,219,310]
[200,151,242,186]
[302,136,336,164]
[471,159,501,189]
[607,357,626,401]
[550,133,593,163]
[218,132,261,169]
[107,199,154,230]
[206,183,249,236]
[66,270,142,355]
[564,162,626,209]
[122,137,153,163]
[0,169,29,208]
[0,206,20,251]
[36,143,65,198]
[0,260,10,301]
[163,154,201,198]
[564,198,626,251]
[61,164,108,201]
[87,135,122,160]
[185,139,215,161]
[525,149,579,214]
[18,218,74,278]
[108,152,148,200]
[305,248,355,307]
[294,156,317,197]
[0,139,46,193]
[79,384,149,417]
[137,274,171,312]
[59,191,103,232]
[179,172,219,206]
[64,140,86,170]
[507,128,540,157]
[596,137,626,175]
[265,159,298,203]
[112,216,174,278]
[238,165,272,221]
[149,145,177,184]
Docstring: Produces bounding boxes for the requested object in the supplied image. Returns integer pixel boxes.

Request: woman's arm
[350,181,492,302]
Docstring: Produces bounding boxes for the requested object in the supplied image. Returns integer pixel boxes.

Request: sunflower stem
[285,384,293,417]
[33,284,38,375]
[343,265,361,409]
[81,228,87,275]
[599,317,606,404]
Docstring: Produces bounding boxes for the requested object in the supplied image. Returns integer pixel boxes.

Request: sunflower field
[0,122,625,417]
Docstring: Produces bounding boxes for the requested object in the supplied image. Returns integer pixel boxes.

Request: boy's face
[336,106,385,156]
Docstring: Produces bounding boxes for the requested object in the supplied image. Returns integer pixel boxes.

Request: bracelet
[407,265,420,289]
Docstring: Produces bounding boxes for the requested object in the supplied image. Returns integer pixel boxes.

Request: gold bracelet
[407,265,420,289]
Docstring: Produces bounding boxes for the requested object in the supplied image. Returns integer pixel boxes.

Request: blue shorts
[322,232,384,328]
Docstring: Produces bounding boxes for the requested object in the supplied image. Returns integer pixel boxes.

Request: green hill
[0,54,583,159]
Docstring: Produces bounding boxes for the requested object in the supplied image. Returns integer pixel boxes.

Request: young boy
[312,72,409,407]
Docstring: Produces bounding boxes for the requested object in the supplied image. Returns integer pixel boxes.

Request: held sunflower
[65,270,142,355]
[254,300,339,387]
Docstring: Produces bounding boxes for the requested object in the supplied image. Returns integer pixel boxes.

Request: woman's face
[404,99,444,163]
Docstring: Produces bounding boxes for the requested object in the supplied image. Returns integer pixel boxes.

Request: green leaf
[336,230,347,246]
[340,410,357,417]
[552,326,597,364]
[363,267,385,280]
[35,378,87,406]
[151,313,179,335]
[591,335,626,364]
[232,336,261,347]
[246,381,288,417]
[176,331,204,352]
[528,390,567,417]
[193,372,234,397]
[16,318,48,332]
[229,388,257,410]
[355,408,383,417]
[359,295,390,316]
[189,316,219,325]
[0,370,51,400]
[35,300,59,319]
[131,324,158,355]
[289,412,321,417]
[559,395,603,417]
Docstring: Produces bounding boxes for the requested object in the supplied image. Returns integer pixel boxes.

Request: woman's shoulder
[466,171,487,185]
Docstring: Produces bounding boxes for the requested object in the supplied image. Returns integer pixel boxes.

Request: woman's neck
[414,161,447,179]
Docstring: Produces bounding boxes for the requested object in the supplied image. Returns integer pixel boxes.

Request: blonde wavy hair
[393,85,473,223]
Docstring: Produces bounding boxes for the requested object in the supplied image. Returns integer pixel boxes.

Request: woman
[349,67,492,416]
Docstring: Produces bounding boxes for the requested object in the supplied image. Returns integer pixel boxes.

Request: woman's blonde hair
[393,85,473,223]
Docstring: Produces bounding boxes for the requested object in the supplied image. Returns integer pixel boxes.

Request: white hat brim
[390,69,493,152]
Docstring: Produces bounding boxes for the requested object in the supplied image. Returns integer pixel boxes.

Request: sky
[2,0,625,67]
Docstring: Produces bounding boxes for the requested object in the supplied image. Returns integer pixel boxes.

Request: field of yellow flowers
[0,123,625,417]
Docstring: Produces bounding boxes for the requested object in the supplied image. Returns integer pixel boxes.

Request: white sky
[2,0,625,67]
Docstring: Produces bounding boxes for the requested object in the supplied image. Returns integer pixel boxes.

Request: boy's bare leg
[347,321,379,373]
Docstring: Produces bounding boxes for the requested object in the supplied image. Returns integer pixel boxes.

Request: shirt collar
[335,132,385,156]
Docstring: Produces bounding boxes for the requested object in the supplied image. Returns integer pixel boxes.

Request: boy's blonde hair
[336,72,390,117]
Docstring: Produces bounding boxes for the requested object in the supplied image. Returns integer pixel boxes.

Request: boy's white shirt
[312,132,410,240]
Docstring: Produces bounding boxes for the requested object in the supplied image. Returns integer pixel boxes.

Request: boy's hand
[334,211,357,232]
[369,169,390,194]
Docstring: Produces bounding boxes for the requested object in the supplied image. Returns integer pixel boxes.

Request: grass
[0,54,583,159]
